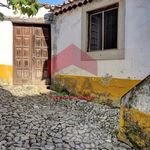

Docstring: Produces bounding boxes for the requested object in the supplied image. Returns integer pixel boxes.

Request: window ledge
[81,49,124,60]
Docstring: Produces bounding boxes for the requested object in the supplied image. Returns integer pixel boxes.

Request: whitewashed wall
[51,7,81,54]
[0,21,13,65]
[124,0,150,79]
[51,0,150,80]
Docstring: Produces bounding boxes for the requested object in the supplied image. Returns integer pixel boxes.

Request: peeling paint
[119,75,150,149]
[51,75,140,106]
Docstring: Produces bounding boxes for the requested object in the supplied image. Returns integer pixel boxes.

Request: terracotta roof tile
[42,0,93,15]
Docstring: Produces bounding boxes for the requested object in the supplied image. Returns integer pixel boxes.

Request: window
[81,0,125,60]
[88,4,118,52]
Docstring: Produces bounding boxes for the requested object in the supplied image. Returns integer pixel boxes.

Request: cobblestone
[0,85,133,149]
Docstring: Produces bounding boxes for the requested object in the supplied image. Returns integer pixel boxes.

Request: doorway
[13,23,51,85]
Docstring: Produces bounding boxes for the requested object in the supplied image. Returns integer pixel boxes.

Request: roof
[42,0,93,15]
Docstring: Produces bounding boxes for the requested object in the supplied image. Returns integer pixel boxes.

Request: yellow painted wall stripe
[53,75,141,102]
[119,106,150,148]
[0,64,13,84]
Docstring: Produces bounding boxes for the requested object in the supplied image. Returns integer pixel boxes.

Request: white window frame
[81,0,125,60]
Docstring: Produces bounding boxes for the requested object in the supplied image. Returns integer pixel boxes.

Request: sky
[38,0,65,5]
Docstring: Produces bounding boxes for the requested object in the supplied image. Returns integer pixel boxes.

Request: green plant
[0,0,40,21]
[113,129,119,136]
[94,92,113,106]
[0,12,4,21]
[124,114,150,149]
[51,79,70,96]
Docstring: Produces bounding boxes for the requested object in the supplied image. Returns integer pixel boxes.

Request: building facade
[51,0,150,103]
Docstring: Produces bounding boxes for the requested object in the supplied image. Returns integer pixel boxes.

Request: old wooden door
[13,24,51,85]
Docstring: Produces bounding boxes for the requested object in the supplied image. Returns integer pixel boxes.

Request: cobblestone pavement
[0,85,133,150]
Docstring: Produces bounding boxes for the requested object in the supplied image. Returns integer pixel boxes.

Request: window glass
[88,5,118,52]
[104,9,118,49]
[90,13,102,51]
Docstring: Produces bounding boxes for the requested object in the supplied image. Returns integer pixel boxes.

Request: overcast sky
[38,0,65,4]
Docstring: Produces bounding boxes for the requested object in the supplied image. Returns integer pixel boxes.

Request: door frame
[13,23,51,85]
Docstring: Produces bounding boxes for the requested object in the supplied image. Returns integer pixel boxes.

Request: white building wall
[124,0,150,79]
[0,21,13,65]
[52,0,150,80]
[51,7,82,55]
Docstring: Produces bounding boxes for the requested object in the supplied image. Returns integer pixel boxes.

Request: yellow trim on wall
[52,75,141,102]
[119,106,150,148]
[0,64,13,84]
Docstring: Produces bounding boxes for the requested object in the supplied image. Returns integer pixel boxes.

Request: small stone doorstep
[0,85,133,150]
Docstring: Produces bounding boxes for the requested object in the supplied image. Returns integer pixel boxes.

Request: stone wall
[119,75,150,149]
